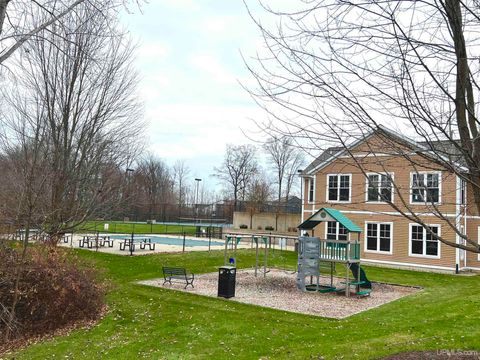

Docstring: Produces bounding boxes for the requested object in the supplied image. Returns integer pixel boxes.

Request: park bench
[162,267,194,289]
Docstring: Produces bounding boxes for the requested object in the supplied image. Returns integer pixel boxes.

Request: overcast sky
[120,1,273,190]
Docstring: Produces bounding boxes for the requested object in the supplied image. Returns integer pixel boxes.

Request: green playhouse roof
[298,207,362,233]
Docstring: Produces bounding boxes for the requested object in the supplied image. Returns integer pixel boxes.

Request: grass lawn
[9,249,480,360]
[79,221,197,235]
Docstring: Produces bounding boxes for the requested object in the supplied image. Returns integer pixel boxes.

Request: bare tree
[246,0,480,253]
[284,150,304,203]
[213,144,258,211]
[0,0,142,66]
[1,0,143,239]
[173,160,190,218]
[245,173,272,229]
[263,136,304,229]
[0,115,51,340]
[0,0,144,340]
[133,155,173,220]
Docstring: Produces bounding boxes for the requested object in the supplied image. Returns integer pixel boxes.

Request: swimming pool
[108,234,224,247]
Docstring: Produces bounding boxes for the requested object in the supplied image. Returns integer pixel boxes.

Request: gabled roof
[302,126,467,176]
[303,146,343,174]
[418,140,466,167]
[298,207,362,232]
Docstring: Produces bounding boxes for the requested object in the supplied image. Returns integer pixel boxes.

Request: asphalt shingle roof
[302,127,467,175]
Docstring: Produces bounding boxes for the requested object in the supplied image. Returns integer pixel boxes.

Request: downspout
[463,180,468,269]
[455,175,461,273]
[300,174,304,223]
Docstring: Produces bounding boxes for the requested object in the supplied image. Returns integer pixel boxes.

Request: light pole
[125,168,135,220]
[194,178,202,224]
[126,168,135,256]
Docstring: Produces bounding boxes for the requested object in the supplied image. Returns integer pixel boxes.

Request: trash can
[218,266,236,298]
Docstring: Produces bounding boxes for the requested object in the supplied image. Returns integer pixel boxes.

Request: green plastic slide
[350,263,372,289]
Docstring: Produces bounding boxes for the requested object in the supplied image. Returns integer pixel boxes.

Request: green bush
[265,226,274,231]
[239,224,248,229]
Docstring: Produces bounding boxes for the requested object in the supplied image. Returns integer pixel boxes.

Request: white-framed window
[327,174,351,202]
[366,173,393,203]
[307,177,315,203]
[365,222,393,254]
[409,224,441,258]
[326,221,348,241]
[411,172,441,204]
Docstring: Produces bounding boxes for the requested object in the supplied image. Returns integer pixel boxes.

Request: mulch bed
[140,268,419,318]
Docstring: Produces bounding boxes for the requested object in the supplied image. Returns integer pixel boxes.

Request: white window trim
[324,221,349,241]
[364,221,393,255]
[326,173,352,203]
[409,171,442,205]
[408,223,441,259]
[307,176,315,204]
[365,172,395,204]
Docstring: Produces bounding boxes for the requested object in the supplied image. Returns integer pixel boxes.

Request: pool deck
[59,234,252,255]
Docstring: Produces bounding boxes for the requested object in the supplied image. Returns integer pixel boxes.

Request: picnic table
[119,237,155,252]
[79,235,113,249]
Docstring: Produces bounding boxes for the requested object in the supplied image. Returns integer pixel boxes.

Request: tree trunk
[0,0,10,36]
[5,221,30,341]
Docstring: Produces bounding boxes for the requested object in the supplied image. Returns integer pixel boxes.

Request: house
[300,126,480,272]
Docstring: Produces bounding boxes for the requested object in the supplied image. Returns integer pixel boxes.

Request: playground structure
[224,233,297,277]
[297,208,372,297]
[224,234,270,277]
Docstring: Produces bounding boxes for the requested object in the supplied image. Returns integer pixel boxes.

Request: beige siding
[302,133,463,270]
[309,213,456,269]
[465,218,480,268]
[310,155,457,215]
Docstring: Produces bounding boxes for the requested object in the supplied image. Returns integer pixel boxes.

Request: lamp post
[194,178,202,225]
[126,168,135,256]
